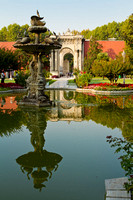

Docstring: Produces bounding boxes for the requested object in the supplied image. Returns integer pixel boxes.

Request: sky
[0,0,132,34]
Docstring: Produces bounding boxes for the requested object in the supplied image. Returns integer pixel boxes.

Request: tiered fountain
[13,11,61,106]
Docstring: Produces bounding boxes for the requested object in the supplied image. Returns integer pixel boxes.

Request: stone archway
[59,47,73,76]
[50,29,84,76]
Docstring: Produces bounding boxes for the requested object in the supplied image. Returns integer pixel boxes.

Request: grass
[68,77,133,85]
[46,79,56,85]
[90,77,133,84]
[5,79,15,83]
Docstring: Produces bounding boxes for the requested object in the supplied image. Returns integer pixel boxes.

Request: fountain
[13,11,62,106]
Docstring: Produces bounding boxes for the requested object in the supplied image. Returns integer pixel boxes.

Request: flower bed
[0,83,24,89]
[84,83,133,91]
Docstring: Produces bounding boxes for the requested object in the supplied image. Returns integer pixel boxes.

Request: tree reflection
[16,107,63,191]
[74,93,133,140]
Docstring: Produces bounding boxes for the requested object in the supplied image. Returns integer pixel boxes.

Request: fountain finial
[31,10,46,26]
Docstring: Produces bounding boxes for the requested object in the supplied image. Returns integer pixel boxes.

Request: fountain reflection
[16,107,62,191]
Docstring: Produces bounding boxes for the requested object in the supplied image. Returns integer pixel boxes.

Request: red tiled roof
[84,40,125,59]
[0,41,126,60]
[0,42,16,51]
[0,96,18,112]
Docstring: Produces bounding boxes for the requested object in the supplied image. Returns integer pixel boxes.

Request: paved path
[45,77,77,90]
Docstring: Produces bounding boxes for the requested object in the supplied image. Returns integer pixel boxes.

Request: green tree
[121,14,133,47]
[84,37,103,73]
[97,52,109,61]
[0,27,8,41]
[107,21,119,39]
[92,55,132,82]
[15,49,31,70]
[81,29,90,39]
[71,30,80,35]
[0,48,20,72]
[0,23,30,41]
[121,14,133,65]
[6,24,21,41]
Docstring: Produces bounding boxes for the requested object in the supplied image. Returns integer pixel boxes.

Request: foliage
[106,136,133,194]
[84,37,103,73]
[71,30,80,35]
[0,48,20,72]
[92,56,133,83]
[41,54,50,69]
[73,68,80,77]
[97,52,109,61]
[121,14,133,47]
[121,14,133,65]
[80,19,129,41]
[43,69,52,78]
[76,72,92,88]
[15,49,32,70]
[14,71,30,87]
[0,24,29,41]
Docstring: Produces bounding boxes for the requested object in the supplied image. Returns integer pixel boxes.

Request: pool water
[0,91,132,200]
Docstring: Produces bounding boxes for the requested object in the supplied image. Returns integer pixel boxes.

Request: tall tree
[84,37,102,73]
[121,14,133,65]
[0,27,8,41]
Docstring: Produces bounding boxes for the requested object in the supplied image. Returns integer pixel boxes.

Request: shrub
[76,72,92,88]
[14,71,30,87]
[43,69,52,78]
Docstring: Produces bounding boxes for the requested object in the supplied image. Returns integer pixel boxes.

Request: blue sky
[0,0,132,34]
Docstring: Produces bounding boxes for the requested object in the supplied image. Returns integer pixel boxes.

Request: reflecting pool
[0,91,133,200]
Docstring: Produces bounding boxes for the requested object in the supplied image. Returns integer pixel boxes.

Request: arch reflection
[16,107,62,191]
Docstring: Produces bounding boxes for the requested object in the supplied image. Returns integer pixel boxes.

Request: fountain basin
[13,43,61,54]
[28,26,47,33]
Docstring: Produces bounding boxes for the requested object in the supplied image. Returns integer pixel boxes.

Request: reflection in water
[0,91,133,198]
[0,91,133,140]
[49,91,133,140]
[16,107,62,191]
[50,90,83,122]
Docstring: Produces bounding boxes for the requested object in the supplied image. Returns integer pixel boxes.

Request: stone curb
[0,89,27,94]
[76,88,133,95]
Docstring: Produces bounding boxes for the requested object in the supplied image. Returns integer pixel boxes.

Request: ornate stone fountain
[13,11,61,106]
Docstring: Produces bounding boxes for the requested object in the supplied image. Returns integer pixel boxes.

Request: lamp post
[122,50,126,84]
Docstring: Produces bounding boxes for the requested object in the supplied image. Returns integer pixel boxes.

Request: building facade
[50,30,125,76]
[0,35,125,77]
[50,29,84,76]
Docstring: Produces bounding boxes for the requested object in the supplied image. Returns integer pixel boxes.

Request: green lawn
[5,79,15,83]
[46,79,56,85]
[68,77,133,85]
[90,77,133,84]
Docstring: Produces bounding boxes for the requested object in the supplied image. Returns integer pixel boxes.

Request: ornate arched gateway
[50,29,84,76]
